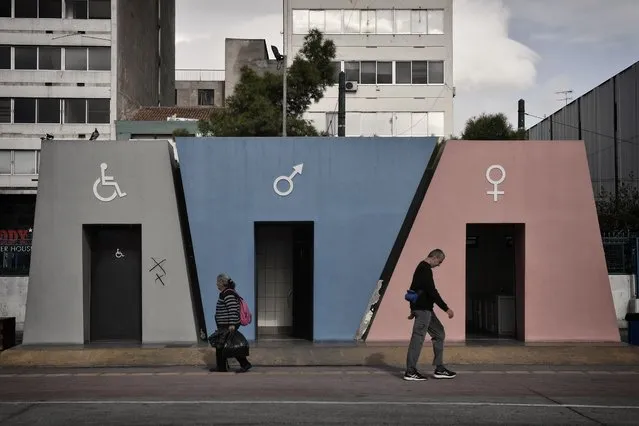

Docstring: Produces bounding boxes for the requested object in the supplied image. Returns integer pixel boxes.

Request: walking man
[404,249,457,381]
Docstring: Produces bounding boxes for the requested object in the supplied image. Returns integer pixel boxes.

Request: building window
[325,10,342,33]
[15,0,37,18]
[339,112,445,137]
[65,0,87,18]
[290,9,445,35]
[376,10,393,34]
[412,61,428,84]
[427,10,445,34]
[64,98,86,123]
[88,0,110,19]
[0,98,10,123]
[39,47,61,70]
[360,61,376,84]
[325,112,337,136]
[396,61,411,84]
[0,0,10,17]
[344,61,360,82]
[14,98,36,123]
[88,47,110,70]
[87,98,109,123]
[292,9,308,34]
[15,47,38,70]
[14,151,37,175]
[40,0,62,18]
[309,10,325,31]
[377,62,392,84]
[197,89,214,106]
[343,10,360,33]
[360,10,375,33]
[0,46,9,69]
[65,47,87,70]
[37,98,61,123]
[0,150,10,174]
[394,10,411,33]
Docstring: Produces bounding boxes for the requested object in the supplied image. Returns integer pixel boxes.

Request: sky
[175,0,639,136]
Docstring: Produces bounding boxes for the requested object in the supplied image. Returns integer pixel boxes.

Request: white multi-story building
[0,0,175,195]
[285,0,453,138]
[0,0,175,297]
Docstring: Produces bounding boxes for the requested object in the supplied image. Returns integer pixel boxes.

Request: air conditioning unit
[345,81,358,92]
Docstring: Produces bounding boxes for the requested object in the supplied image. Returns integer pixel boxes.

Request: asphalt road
[1,365,639,425]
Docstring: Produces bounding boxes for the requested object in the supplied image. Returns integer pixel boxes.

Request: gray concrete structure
[22,140,198,345]
[528,61,639,195]
[224,39,282,99]
[175,79,225,108]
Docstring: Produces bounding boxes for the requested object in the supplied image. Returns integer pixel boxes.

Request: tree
[461,113,527,140]
[172,128,191,139]
[596,174,639,233]
[199,29,336,137]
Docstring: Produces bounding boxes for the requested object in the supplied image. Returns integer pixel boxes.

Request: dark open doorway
[254,222,314,341]
[84,224,142,343]
[465,224,525,341]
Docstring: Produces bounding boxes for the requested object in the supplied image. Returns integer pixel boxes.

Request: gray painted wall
[225,39,282,99]
[22,140,197,345]
[175,81,225,107]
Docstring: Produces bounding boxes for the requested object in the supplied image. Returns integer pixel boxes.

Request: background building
[0,0,176,328]
[285,0,454,138]
[528,60,639,197]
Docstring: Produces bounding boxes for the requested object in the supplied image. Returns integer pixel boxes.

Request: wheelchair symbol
[93,163,127,202]
[115,248,125,259]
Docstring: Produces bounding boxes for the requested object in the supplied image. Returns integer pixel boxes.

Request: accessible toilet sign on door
[486,164,506,202]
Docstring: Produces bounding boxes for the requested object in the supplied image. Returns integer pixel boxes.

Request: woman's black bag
[207,329,249,358]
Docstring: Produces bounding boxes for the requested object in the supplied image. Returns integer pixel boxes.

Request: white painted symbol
[93,163,127,202]
[115,248,125,259]
[273,163,304,197]
[486,165,506,202]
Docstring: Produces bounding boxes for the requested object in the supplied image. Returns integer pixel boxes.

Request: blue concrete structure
[177,137,437,341]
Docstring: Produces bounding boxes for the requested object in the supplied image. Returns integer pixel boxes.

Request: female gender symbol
[486,165,506,202]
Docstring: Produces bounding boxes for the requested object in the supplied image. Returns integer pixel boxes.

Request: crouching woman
[212,273,252,373]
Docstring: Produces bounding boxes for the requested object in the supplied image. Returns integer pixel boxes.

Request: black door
[291,223,314,340]
[88,225,142,342]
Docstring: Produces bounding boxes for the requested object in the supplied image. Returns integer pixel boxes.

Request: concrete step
[2,343,639,368]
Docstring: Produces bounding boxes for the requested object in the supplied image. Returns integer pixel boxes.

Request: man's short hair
[428,249,445,259]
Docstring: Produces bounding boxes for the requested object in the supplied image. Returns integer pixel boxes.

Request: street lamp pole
[282,0,288,137]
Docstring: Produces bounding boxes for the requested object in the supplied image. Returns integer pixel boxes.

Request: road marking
[0,400,638,410]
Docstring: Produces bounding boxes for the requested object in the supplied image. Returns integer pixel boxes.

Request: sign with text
[0,229,32,253]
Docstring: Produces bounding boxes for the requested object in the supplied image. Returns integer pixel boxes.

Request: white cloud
[453,0,540,92]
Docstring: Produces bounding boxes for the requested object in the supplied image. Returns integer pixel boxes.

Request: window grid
[0,0,111,19]
[0,150,40,176]
[292,8,445,35]
[337,60,445,85]
[3,45,110,71]
[326,111,446,138]
[0,97,110,124]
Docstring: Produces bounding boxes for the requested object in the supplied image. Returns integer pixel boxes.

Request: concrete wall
[369,140,620,343]
[0,276,28,331]
[22,140,197,345]
[610,274,637,328]
[177,136,436,341]
[116,0,176,119]
[225,39,282,99]
[175,81,225,107]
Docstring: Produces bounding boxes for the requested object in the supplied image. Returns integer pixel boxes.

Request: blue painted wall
[177,137,436,341]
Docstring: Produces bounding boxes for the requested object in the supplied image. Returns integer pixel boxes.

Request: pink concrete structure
[367,140,619,343]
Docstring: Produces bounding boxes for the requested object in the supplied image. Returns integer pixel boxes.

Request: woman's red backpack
[230,289,252,326]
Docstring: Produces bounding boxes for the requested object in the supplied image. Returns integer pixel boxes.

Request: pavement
[1,365,639,425]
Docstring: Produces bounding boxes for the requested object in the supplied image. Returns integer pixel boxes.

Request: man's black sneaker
[403,371,428,381]
[236,363,252,373]
[433,367,457,379]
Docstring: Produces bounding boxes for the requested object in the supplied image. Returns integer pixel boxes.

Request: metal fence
[601,233,638,274]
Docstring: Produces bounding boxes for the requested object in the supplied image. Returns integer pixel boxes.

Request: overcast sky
[175,0,639,136]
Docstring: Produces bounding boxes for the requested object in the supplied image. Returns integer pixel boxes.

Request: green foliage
[198,29,336,137]
[596,174,639,233]
[172,128,191,138]
[461,113,527,140]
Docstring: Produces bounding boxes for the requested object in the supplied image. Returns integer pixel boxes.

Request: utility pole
[338,72,346,136]
[517,99,525,131]
[282,0,288,137]
[556,90,573,106]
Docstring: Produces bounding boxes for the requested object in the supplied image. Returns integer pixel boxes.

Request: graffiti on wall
[149,257,167,286]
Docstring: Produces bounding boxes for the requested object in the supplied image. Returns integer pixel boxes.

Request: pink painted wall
[367,140,619,343]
